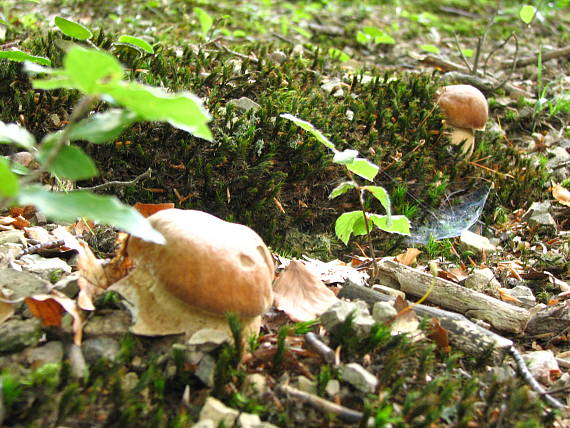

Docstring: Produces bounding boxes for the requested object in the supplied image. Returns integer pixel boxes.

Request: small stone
[188,328,231,351]
[372,301,397,324]
[371,284,405,300]
[243,373,268,398]
[68,344,89,379]
[460,231,496,253]
[325,379,340,397]
[268,50,287,64]
[320,300,375,337]
[192,420,215,428]
[83,310,131,337]
[25,341,64,369]
[227,97,261,112]
[523,350,560,384]
[199,397,239,427]
[0,268,51,302]
[509,285,536,307]
[196,354,217,387]
[122,372,139,390]
[0,229,26,245]
[522,201,557,232]
[52,272,80,297]
[20,255,71,281]
[0,318,42,353]
[340,363,378,393]
[82,337,120,364]
[296,375,317,394]
[464,268,500,295]
[237,413,262,428]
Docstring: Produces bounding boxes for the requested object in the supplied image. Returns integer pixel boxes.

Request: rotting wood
[525,300,570,338]
[497,44,570,69]
[375,258,530,334]
[338,282,513,363]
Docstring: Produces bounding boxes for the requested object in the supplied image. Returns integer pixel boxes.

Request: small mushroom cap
[127,209,274,318]
[437,84,488,130]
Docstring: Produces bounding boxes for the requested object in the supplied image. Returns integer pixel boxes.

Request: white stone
[199,397,239,427]
[320,300,375,337]
[340,363,378,393]
[465,268,500,294]
[372,301,397,324]
[460,230,496,253]
[243,373,268,398]
[325,379,340,397]
[196,354,217,387]
[227,97,261,112]
[296,375,317,394]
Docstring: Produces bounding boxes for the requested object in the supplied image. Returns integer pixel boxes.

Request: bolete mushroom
[110,209,274,337]
[436,84,488,157]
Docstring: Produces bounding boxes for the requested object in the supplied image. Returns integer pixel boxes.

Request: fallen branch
[278,384,370,425]
[78,168,152,192]
[498,44,570,70]
[375,258,531,334]
[338,282,513,363]
[304,332,336,365]
[508,347,566,409]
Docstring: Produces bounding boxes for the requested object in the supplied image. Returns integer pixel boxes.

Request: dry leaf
[429,318,450,353]
[395,248,422,266]
[76,241,107,310]
[134,202,175,218]
[302,257,368,286]
[552,184,570,207]
[391,296,421,335]
[498,288,522,303]
[25,291,85,345]
[273,260,339,322]
[24,226,52,242]
[102,233,133,284]
[0,288,15,325]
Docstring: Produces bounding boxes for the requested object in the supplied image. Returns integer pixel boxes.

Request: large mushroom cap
[111,209,274,336]
[437,84,488,130]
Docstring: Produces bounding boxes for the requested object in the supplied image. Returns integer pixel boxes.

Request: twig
[78,168,152,191]
[508,346,567,409]
[492,33,519,93]
[472,2,500,75]
[17,239,65,259]
[278,384,371,425]
[453,33,473,73]
[304,332,336,365]
[497,44,570,69]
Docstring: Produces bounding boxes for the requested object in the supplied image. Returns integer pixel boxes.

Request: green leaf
[64,47,124,94]
[18,186,165,244]
[194,7,213,37]
[420,44,440,54]
[0,122,36,149]
[37,143,98,180]
[334,211,367,245]
[0,50,51,66]
[357,27,395,45]
[69,109,139,143]
[368,214,410,235]
[0,157,19,197]
[54,16,92,40]
[328,48,350,62]
[117,35,154,54]
[333,149,358,164]
[362,185,391,217]
[519,5,536,24]
[280,114,335,150]
[1,156,30,175]
[346,158,379,181]
[106,83,212,141]
[329,181,356,199]
[461,48,473,58]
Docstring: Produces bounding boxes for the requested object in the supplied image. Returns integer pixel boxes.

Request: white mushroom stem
[449,127,475,157]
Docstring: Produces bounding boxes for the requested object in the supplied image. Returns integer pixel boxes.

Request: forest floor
[1,0,570,427]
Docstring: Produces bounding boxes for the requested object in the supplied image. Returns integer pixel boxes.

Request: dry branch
[374,259,530,334]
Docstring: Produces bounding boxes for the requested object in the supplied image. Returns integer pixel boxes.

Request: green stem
[357,184,378,282]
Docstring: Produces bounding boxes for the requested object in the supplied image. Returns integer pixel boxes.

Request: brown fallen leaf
[552,184,570,207]
[392,296,421,336]
[0,289,15,325]
[498,288,522,303]
[76,241,107,310]
[429,318,450,353]
[25,290,85,345]
[134,202,175,217]
[395,248,422,266]
[273,260,339,322]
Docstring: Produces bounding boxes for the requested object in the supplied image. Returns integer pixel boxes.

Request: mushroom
[110,209,274,337]
[436,84,488,157]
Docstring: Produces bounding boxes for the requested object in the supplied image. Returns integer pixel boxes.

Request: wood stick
[278,384,370,425]
[338,282,513,363]
[374,259,530,334]
[497,44,570,69]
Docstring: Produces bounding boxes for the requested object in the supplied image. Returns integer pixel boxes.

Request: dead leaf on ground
[76,240,107,310]
[392,296,421,336]
[24,226,52,242]
[302,257,368,286]
[553,184,570,207]
[102,232,133,285]
[395,248,422,266]
[498,288,522,303]
[273,260,339,322]
[25,290,85,345]
[0,288,15,325]
[134,202,175,218]
[429,318,450,353]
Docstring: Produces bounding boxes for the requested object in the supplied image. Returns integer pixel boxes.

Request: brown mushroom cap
[437,84,488,130]
[127,209,274,319]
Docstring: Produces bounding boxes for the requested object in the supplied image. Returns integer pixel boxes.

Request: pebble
[199,397,239,427]
[0,318,42,353]
[82,336,121,364]
[320,300,375,337]
[340,363,378,393]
